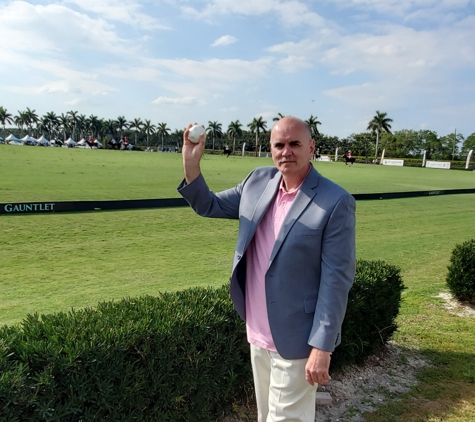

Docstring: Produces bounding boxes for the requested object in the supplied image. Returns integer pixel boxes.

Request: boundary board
[1,188,474,215]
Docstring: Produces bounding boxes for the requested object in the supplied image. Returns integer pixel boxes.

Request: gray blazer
[178,165,356,359]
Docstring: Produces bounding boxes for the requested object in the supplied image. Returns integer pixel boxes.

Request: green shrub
[446,239,475,304]
[0,286,252,421]
[332,260,405,370]
[0,260,404,420]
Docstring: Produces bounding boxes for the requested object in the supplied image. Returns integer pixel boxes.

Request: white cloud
[211,35,237,47]
[323,0,474,16]
[0,1,134,60]
[268,16,475,80]
[100,65,162,82]
[152,96,201,105]
[182,0,328,28]
[324,83,388,107]
[64,0,169,30]
[144,57,274,106]
[147,57,273,84]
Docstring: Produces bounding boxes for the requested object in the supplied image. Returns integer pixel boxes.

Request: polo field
[1,145,474,421]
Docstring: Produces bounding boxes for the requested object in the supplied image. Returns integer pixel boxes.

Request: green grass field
[1,145,475,421]
[1,145,474,202]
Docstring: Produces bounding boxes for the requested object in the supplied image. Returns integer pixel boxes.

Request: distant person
[178,116,356,421]
[314,148,321,161]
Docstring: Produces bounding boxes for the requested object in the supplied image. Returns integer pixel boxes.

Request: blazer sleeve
[177,173,248,220]
[307,193,356,352]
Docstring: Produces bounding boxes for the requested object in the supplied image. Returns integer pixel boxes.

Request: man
[178,116,355,421]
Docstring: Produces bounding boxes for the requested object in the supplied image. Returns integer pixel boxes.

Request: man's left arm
[306,193,356,384]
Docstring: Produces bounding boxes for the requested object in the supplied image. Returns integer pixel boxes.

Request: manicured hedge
[332,260,405,369]
[0,260,404,421]
[0,287,252,421]
[446,239,475,304]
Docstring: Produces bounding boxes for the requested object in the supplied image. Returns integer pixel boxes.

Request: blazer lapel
[242,171,281,252]
[268,166,320,266]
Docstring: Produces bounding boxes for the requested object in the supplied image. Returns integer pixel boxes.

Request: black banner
[352,188,475,201]
[0,198,187,215]
[1,188,474,215]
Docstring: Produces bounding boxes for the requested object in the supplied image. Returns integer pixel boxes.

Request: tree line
[0,106,473,160]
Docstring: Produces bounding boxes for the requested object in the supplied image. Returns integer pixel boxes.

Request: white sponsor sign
[426,161,451,169]
[382,159,404,166]
[318,155,332,162]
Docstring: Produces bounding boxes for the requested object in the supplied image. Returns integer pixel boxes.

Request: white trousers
[250,344,318,422]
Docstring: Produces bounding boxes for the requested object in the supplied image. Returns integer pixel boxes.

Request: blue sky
[1,0,474,139]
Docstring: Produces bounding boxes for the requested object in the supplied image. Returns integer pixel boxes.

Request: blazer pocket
[293,228,323,237]
[304,297,317,313]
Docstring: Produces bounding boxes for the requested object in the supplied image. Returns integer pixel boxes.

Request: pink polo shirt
[245,173,307,351]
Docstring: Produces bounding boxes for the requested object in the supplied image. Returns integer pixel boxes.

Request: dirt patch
[435,292,475,318]
[223,342,429,422]
[224,296,475,421]
[316,342,429,421]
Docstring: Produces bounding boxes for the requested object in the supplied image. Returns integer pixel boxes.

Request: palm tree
[41,111,60,139]
[142,119,156,147]
[14,111,27,136]
[156,122,171,151]
[306,115,322,138]
[273,112,285,122]
[77,114,86,139]
[367,111,393,163]
[171,128,184,149]
[227,120,243,154]
[115,116,128,140]
[248,116,268,156]
[0,106,13,140]
[86,115,101,138]
[102,119,117,140]
[128,118,143,145]
[206,121,223,152]
[67,110,79,140]
[24,107,39,135]
[58,113,69,140]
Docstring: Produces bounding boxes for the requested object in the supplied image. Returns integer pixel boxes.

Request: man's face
[270,118,315,179]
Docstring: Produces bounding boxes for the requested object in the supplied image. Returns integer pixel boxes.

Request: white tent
[9,140,23,146]
[6,134,20,141]
[95,140,103,148]
[64,138,77,147]
[37,135,51,146]
[22,135,37,144]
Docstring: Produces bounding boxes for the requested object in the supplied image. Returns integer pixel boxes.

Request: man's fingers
[183,123,195,144]
[305,371,331,386]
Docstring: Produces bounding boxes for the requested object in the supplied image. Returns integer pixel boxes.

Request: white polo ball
[188,124,205,143]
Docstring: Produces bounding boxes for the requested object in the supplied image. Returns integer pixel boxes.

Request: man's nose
[282,144,293,156]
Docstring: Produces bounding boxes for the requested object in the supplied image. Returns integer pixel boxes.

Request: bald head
[271,116,312,142]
